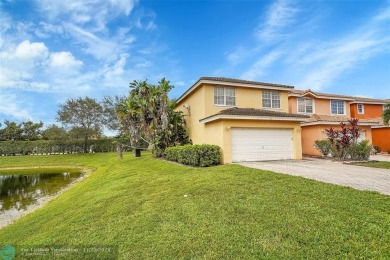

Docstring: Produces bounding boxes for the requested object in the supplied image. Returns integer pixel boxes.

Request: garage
[231,128,293,162]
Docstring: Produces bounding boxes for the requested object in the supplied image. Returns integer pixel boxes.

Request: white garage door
[231,128,293,162]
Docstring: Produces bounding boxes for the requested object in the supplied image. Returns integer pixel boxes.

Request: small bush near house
[347,140,373,161]
[165,144,221,167]
[314,139,332,157]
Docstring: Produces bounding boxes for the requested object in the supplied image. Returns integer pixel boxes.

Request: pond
[0,168,83,228]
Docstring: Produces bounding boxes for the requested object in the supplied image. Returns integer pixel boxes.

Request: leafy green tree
[1,120,23,141]
[22,120,44,140]
[57,97,106,153]
[383,103,390,125]
[102,95,128,135]
[42,124,68,140]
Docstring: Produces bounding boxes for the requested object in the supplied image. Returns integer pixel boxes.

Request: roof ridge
[199,77,295,89]
[291,89,389,102]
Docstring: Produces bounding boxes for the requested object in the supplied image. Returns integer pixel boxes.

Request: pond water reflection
[0,170,83,225]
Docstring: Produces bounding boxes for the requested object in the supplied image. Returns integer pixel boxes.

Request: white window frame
[330,100,345,115]
[297,97,314,114]
[357,104,364,114]
[214,87,235,106]
[262,91,281,109]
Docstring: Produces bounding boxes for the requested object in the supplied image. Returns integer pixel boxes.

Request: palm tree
[383,103,390,125]
[117,78,190,157]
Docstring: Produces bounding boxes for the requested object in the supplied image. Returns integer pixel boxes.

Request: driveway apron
[239,158,390,195]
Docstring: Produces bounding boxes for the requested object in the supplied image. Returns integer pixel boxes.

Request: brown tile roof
[199,77,295,89]
[290,89,356,99]
[308,114,380,124]
[290,89,389,103]
[353,97,390,103]
[203,107,310,120]
[369,117,390,126]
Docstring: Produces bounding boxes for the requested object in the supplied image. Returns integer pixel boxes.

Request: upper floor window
[214,87,235,106]
[357,104,364,114]
[262,91,280,109]
[331,100,345,115]
[297,97,313,113]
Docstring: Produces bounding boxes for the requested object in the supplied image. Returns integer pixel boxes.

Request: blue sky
[1,0,389,126]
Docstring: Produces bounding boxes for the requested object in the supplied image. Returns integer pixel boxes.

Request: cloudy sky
[1,0,389,126]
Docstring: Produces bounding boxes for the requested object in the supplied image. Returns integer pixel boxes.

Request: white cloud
[241,50,284,80]
[0,40,83,90]
[103,54,128,80]
[221,1,390,93]
[14,40,48,60]
[64,23,135,61]
[296,6,390,90]
[38,0,138,32]
[135,61,152,68]
[174,81,185,87]
[34,22,64,38]
[0,92,33,120]
[226,46,261,65]
[49,51,83,68]
[256,0,300,42]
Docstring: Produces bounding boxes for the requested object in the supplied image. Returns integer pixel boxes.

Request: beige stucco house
[174,77,309,164]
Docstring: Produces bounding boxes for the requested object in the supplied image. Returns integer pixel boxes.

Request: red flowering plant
[324,119,362,161]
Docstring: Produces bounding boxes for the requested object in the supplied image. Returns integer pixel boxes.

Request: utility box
[134,148,141,157]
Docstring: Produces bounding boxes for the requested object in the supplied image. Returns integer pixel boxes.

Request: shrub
[0,138,130,156]
[165,146,181,162]
[165,144,221,167]
[314,139,332,157]
[198,144,221,167]
[348,140,373,161]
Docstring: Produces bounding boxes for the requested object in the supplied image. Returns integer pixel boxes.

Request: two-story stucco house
[288,89,387,156]
[174,77,309,164]
[350,97,390,153]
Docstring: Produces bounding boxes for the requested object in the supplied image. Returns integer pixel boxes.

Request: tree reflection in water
[0,172,82,213]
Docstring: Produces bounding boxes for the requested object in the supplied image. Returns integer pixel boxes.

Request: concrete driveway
[239,158,390,195]
[371,154,390,162]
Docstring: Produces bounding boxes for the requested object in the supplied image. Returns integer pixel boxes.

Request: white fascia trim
[350,101,388,105]
[289,92,319,98]
[176,80,203,105]
[301,121,379,126]
[199,114,309,124]
[176,79,293,104]
[371,125,390,129]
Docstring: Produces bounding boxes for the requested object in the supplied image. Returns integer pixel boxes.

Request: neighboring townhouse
[288,89,386,156]
[175,77,309,164]
[350,97,390,152]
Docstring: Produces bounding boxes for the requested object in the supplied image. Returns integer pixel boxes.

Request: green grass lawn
[0,153,389,259]
[353,161,390,169]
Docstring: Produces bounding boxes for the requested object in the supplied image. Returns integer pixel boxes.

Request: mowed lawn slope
[0,153,389,259]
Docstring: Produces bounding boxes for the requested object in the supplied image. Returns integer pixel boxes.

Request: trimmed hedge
[165,144,221,167]
[0,138,130,156]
